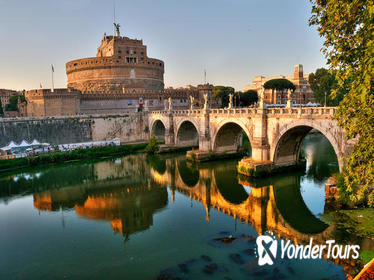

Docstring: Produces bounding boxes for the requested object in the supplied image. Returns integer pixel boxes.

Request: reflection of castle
[34,184,168,240]
[24,25,214,116]
[33,154,168,240]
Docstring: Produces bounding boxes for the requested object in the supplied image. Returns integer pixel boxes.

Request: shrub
[145,136,159,154]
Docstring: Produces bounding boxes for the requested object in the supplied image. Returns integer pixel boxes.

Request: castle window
[159,63,162,66]
[118,48,122,53]
[134,48,137,54]
[140,51,144,55]
[126,48,129,54]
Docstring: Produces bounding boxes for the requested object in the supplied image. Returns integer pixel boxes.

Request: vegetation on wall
[310,0,374,207]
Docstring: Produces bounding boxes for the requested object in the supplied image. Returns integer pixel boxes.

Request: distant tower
[294,64,303,79]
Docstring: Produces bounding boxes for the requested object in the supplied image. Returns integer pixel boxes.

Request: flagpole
[51,64,54,92]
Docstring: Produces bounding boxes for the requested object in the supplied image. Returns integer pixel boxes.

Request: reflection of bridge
[149,107,355,171]
[150,157,333,245]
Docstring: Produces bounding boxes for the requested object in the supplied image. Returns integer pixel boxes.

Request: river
[0,132,368,279]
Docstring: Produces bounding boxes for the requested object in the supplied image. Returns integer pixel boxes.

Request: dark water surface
[0,133,359,279]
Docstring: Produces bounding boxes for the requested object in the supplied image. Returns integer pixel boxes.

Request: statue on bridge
[227,94,233,109]
[189,95,194,110]
[258,87,267,109]
[286,89,293,108]
[203,93,209,111]
[168,97,173,111]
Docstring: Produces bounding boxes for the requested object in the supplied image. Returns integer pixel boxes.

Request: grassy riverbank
[0,143,147,172]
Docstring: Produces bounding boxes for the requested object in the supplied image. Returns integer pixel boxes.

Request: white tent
[18,140,31,147]
[1,141,18,150]
[7,141,18,148]
[30,139,41,146]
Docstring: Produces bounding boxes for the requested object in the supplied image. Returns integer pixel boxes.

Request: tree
[5,94,25,111]
[263,79,295,104]
[310,0,374,206]
[238,90,258,107]
[212,86,235,108]
[263,78,296,91]
[308,68,346,106]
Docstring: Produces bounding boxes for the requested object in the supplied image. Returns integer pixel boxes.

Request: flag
[51,64,54,72]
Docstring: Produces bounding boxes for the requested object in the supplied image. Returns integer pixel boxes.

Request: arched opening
[274,127,340,217]
[273,126,339,175]
[151,120,165,142]
[214,122,252,156]
[176,121,199,148]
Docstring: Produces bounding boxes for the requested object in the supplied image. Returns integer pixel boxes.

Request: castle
[25,25,213,117]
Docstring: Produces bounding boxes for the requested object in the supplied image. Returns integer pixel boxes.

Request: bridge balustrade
[149,106,337,117]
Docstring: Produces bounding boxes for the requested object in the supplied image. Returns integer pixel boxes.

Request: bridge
[149,105,355,174]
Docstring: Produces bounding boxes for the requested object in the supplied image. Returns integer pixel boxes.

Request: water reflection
[0,134,363,279]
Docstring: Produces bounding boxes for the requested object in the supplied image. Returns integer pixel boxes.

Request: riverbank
[0,143,147,173]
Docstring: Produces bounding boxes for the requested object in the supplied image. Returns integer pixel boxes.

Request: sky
[0,0,327,91]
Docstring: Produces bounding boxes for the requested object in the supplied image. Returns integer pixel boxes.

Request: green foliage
[310,0,374,206]
[308,68,347,106]
[263,79,296,91]
[189,151,197,162]
[0,144,146,171]
[212,86,235,108]
[145,136,159,154]
[5,94,25,112]
[236,90,258,107]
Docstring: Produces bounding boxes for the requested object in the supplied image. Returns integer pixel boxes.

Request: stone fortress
[25,24,213,117]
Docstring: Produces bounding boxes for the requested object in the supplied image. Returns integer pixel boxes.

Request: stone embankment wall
[0,113,149,147]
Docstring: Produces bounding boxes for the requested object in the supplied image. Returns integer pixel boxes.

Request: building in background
[244,64,315,105]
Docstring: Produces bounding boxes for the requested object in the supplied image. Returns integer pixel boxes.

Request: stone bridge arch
[150,119,166,142]
[270,120,345,171]
[175,118,200,148]
[211,119,252,153]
